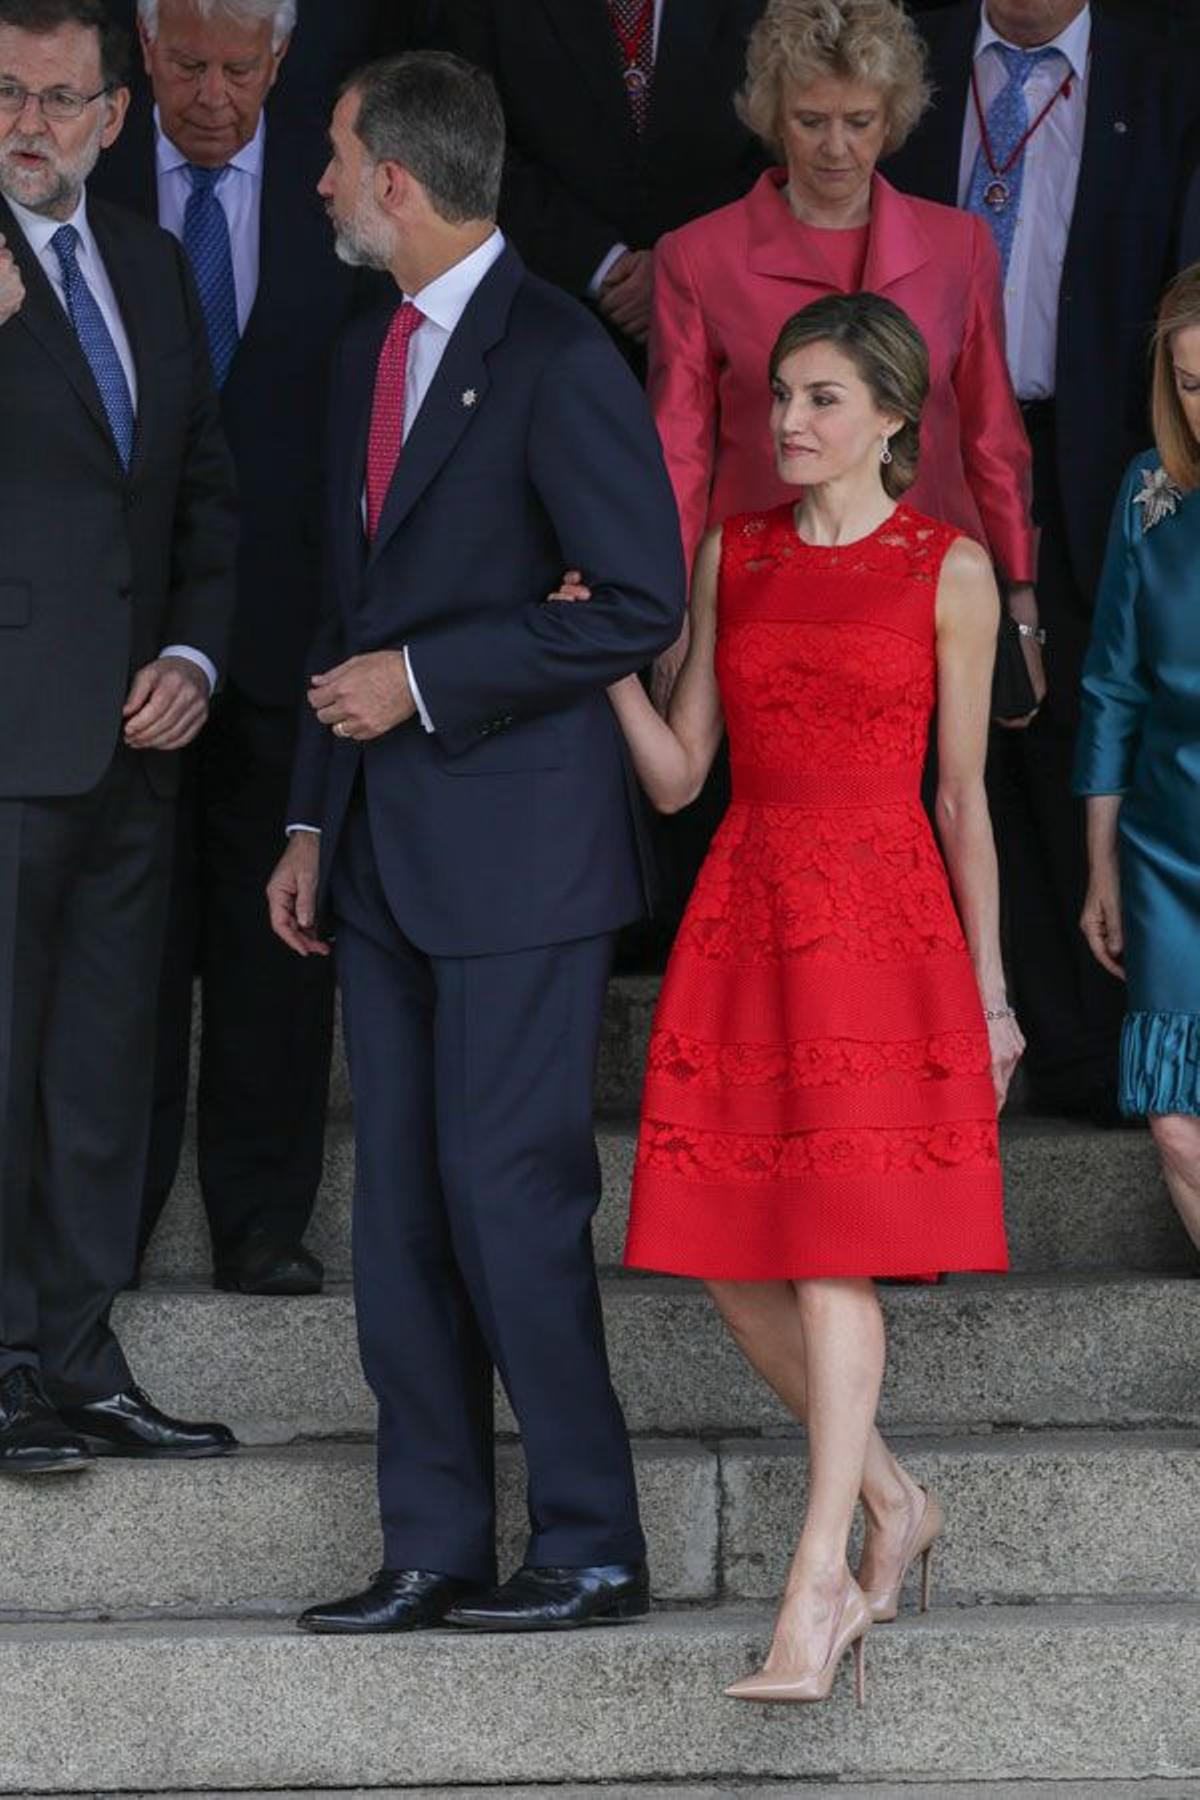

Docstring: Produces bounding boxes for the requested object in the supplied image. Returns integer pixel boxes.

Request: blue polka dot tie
[966,45,1062,277]
[182,163,240,388]
[50,224,135,470]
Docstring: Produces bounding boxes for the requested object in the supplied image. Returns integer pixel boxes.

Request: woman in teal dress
[1075,264,1200,1251]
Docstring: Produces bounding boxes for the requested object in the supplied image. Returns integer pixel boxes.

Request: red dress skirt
[624,504,1008,1281]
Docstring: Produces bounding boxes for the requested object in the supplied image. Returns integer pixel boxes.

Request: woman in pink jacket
[651,0,1036,686]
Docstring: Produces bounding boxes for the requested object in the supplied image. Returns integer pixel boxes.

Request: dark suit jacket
[92,93,383,707]
[0,194,236,799]
[885,1,1200,601]
[443,0,768,295]
[289,246,686,957]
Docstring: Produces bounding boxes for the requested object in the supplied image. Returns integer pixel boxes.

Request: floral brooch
[1133,463,1184,532]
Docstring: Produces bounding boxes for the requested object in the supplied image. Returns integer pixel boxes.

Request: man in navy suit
[267,52,685,1633]
[886,0,1200,1122]
[92,0,396,1295]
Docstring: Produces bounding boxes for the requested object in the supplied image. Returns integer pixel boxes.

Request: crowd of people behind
[1,0,1199,1705]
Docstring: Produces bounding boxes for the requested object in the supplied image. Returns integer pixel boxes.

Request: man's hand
[597,248,654,345]
[309,650,415,741]
[123,655,210,752]
[267,832,330,958]
[0,236,24,327]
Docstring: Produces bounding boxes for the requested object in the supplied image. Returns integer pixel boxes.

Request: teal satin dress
[1074,450,1200,1116]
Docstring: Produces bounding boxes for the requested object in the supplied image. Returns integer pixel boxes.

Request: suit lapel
[536,0,635,148]
[860,175,934,294]
[641,0,719,149]
[367,248,523,566]
[917,3,978,207]
[88,201,155,475]
[1,198,119,457]
[1062,12,1129,287]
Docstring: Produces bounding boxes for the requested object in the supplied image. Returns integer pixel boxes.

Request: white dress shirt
[957,3,1092,401]
[7,190,215,692]
[589,0,667,295]
[153,106,265,332]
[287,230,507,834]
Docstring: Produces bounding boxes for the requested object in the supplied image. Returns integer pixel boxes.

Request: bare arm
[603,527,725,814]
[933,537,1024,1107]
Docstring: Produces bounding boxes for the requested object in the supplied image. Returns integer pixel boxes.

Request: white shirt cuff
[405,645,434,733]
[160,645,217,695]
[286,824,321,835]
[588,243,629,299]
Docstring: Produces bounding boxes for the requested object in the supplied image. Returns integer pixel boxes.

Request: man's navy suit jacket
[289,245,687,958]
[885,1,1200,601]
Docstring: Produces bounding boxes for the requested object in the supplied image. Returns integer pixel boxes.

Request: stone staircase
[2,978,1199,1793]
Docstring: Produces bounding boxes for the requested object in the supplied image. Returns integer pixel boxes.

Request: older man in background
[94,0,394,1295]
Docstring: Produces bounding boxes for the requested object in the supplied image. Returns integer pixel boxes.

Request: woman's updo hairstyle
[769,291,930,499]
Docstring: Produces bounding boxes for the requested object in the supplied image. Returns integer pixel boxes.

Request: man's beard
[330,184,393,270]
[0,131,98,218]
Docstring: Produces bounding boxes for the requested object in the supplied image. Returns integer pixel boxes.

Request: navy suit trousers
[331,790,644,1582]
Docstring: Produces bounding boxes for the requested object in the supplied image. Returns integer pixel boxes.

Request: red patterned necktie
[365,300,423,540]
[607,0,655,134]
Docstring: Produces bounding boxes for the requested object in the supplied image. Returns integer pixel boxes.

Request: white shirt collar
[406,229,506,334]
[976,3,1092,80]
[6,187,95,259]
[154,103,267,178]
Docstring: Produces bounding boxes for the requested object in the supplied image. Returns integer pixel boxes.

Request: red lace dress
[624,503,1008,1281]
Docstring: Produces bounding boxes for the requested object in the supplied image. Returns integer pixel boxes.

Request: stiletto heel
[859,1486,945,1624]
[852,1631,866,1708]
[724,1578,872,1706]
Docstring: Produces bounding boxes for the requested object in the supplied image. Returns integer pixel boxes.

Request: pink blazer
[649,170,1035,582]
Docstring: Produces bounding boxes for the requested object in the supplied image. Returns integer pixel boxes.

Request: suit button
[118,587,132,601]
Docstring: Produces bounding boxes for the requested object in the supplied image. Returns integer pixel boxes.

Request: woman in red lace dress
[558,292,1021,1704]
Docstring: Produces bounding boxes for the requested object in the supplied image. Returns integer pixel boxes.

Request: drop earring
[880,435,894,466]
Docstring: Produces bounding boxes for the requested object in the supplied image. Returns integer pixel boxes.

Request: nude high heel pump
[724,1577,871,1707]
[859,1486,945,1625]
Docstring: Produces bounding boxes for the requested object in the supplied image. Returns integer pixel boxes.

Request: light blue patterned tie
[182,163,239,388]
[966,45,1062,277]
[50,224,135,470]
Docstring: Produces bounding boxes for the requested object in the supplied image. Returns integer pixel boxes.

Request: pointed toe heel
[724,1580,871,1707]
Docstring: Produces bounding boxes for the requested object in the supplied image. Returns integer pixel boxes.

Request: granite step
[2,1603,1198,1791]
[111,1274,1200,1443]
[145,1116,1193,1284]
[1,1431,1195,1620]
[68,1787,1200,1800]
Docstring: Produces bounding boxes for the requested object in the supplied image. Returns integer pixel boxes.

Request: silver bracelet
[984,1005,1016,1022]
[1014,621,1046,645]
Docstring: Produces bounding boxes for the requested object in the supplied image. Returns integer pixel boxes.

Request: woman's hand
[547,568,591,603]
[1080,857,1126,980]
[987,1009,1025,1111]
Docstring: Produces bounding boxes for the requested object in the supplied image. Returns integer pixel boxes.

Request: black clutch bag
[991,614,1040,724]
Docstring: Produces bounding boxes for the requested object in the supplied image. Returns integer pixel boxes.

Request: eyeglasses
[0,81,114,122]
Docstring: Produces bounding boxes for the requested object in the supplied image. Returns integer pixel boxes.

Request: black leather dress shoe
[445,1562,651,1632]
[297,1568,478,1635]
[57,1385,238,1459]
[214,1231,324,1296]
[0,1368,94,1476]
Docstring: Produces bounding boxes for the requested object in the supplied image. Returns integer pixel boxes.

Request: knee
[1149,1112,1200,1176]
[705,1277,782,1338]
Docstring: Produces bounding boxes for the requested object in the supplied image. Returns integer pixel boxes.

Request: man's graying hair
[136,0,296,52]
[0,0,130,84]
[345,52,504,226]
